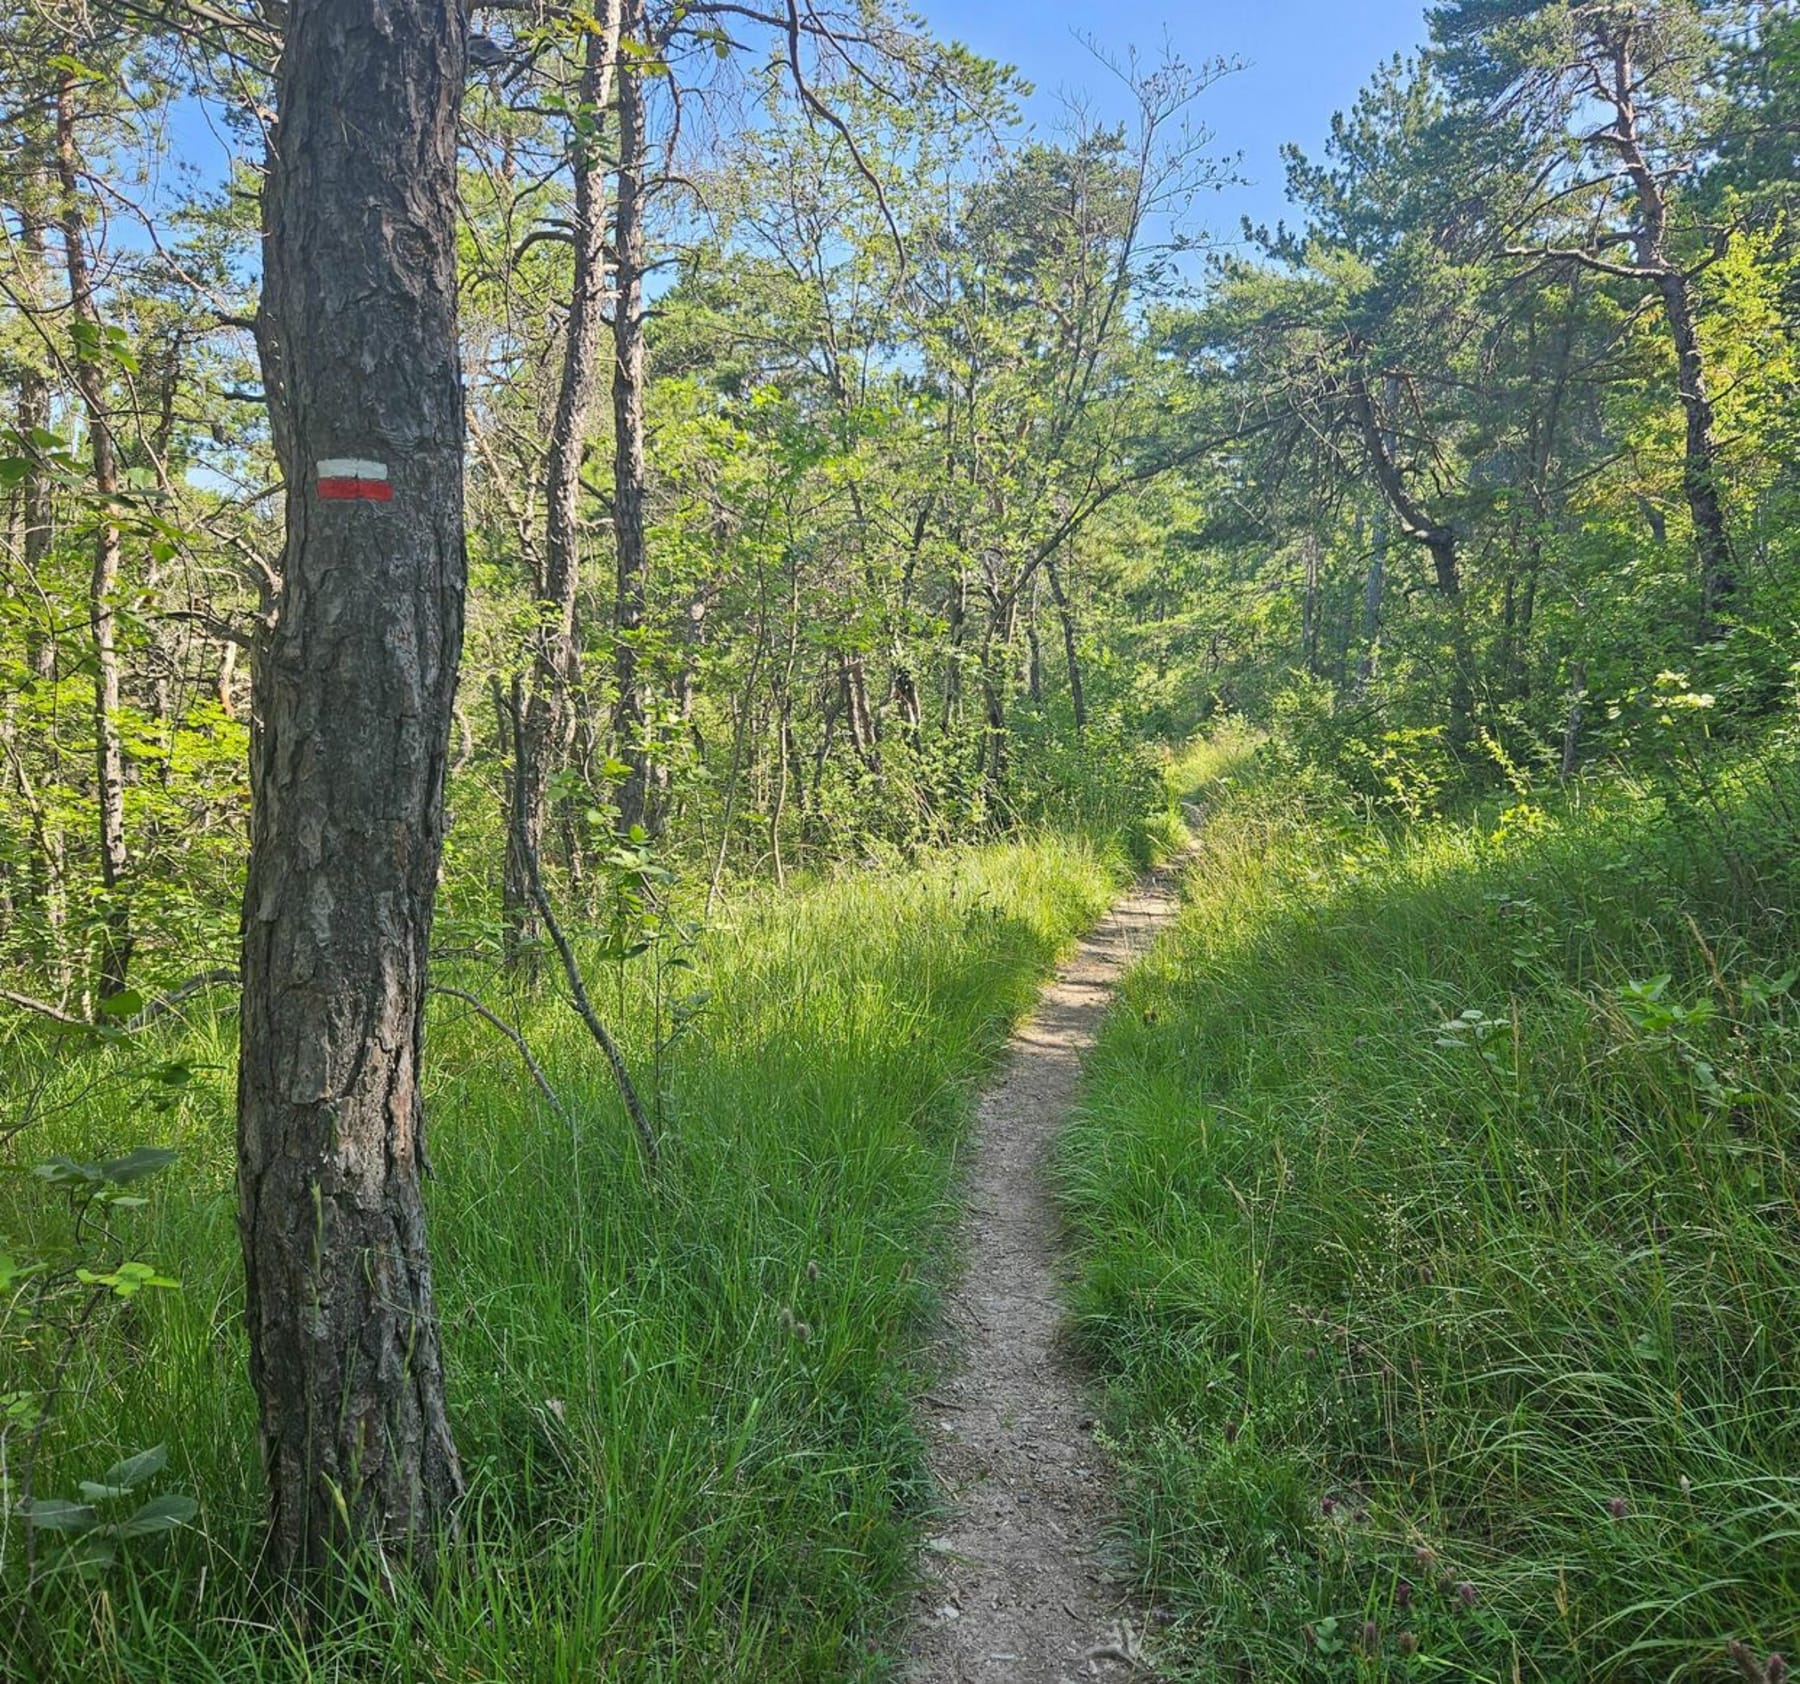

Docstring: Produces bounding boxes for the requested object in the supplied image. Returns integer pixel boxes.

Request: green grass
[3,831,1128,1681]
[1161,718,1261,801]
[1057,763,1800,1681]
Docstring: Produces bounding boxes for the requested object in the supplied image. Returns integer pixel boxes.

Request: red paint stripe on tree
[317,477,395,502]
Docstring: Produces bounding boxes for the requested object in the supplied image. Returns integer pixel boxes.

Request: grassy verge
[1057,761,1800,1681]
[4,832,1128,1681]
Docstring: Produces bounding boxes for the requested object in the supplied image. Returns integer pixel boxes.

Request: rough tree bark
[238,0,467,1576]
[504,9,623,960]
[55,72,131,1001]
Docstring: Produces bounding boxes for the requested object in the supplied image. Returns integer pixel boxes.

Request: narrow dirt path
[904,861,1187,1682]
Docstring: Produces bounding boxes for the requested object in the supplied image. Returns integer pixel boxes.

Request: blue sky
[160,2,1432,258]
[921,0,1431,250]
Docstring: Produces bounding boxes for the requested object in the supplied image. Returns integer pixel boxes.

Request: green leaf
[96,989,145,1019]
[99,1146,178,1184]
[78,1481,134,1502]
[22,1498,97,1534]
[102,1445,168,1490]
[114,1492,197,1538]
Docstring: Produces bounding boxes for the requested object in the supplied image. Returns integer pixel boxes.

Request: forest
[0,0,1796,1678]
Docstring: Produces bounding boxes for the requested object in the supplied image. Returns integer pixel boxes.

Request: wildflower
[1768,1656,1788,1684]
[1396,1579,1413,1611]
[1397,1631,1419,1657]
[807,1259,820,1282]
[1455,1581,1477,1609]
[1361,1620,1380,1653]
[1608,1495,1628,1519]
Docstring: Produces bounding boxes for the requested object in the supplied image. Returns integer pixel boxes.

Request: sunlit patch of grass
[2,833,1127,1681]
[1163,720,1262,803]
[1058,768,1800,1681]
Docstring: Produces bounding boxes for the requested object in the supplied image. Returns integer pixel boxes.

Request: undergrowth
[2,832,1127,1681]
[1058,756,1800,1681]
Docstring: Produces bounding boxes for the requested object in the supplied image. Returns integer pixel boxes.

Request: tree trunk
[18,210,55,686]
[840,649,878,769]
[1045,552,1086,733]
[1657,270,1734,633]
[612,0,655,835]
[1025,573,1044,704]
[1301,535,1321,676]
[238,0,467,1577]
[55,72,131,1001]
[1357,507,1385,696]
[1346,360,1472,744]
[11,205,69,987]
[504,11,622,960]
[1560,659,1586,781]
[1603,27,1733,634]
[940,564,966,732]
[978,584,1018,800]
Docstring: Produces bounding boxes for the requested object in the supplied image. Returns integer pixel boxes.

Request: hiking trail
[904,859,1188,1681]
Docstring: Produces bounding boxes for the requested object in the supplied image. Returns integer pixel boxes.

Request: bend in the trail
[904,861,1188,1682]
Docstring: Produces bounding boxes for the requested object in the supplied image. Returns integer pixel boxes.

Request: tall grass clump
[3,833,1126,1681]
[1057,757,1800,1681]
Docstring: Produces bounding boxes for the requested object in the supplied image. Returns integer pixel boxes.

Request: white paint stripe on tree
[316,458,390,480]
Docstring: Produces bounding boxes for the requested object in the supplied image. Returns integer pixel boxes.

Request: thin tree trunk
[1658,270,1733,634]
[238,0,467,1576]
[1357,508,1385,695]
[1045,552,1086,733]
[1561,660,1586,781]
[55,73,131,1001]
[612,0,655,835]
[1301,535,1321,676]
[940,566,966,732]
[18,209,55,685]
[12,206,68,985]
[505,10,622,959]
[770,687,791,889]
[1604,28,1733,633]
[1025,572,1044,704]
[1346,360,1472,744]
[840,649,878,769]
[978,584,1018,800]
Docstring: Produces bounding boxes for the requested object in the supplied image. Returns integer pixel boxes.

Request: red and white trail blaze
[316,457,393,502]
